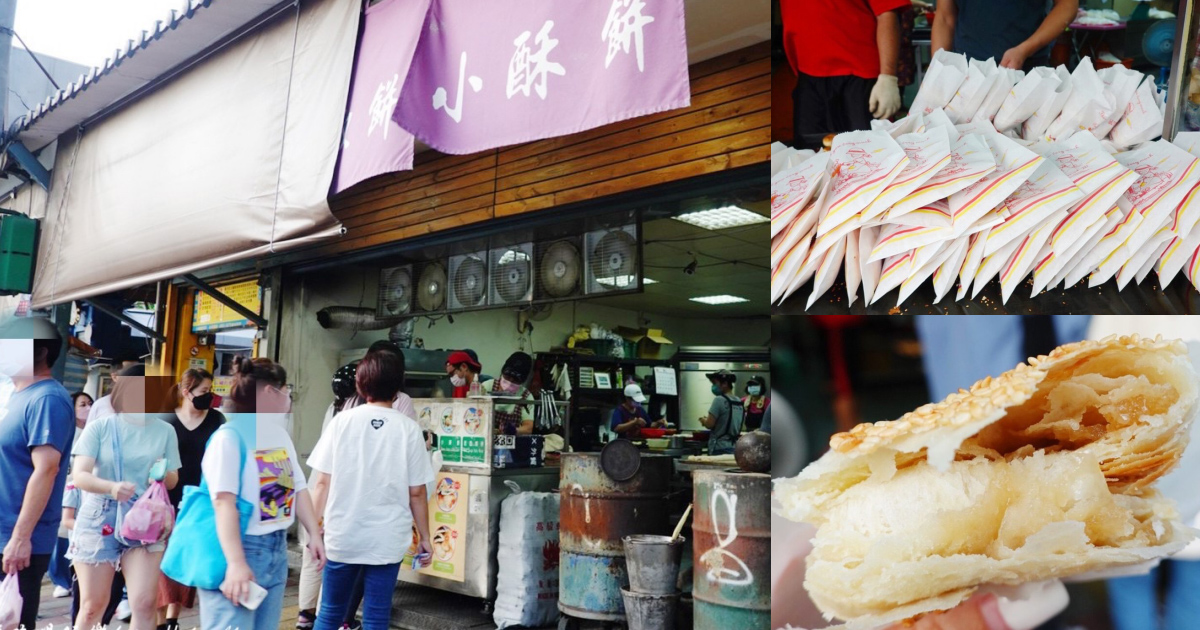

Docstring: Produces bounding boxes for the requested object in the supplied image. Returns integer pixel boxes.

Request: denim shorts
[67,493,165,567]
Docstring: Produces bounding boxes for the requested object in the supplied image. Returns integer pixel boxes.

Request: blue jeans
[198,530,288,630]
[314,561,400,630]
[49,536,72,589]
[1108,560,1200,630]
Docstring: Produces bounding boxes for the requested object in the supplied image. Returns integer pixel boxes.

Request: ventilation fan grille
[584,224,640,294]
[489,243,534,305]
[449,253,489,310]
[536,238,583,300]
[413,261,448,313]
[376,265,413,318]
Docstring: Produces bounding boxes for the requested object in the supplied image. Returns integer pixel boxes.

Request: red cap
[447,350,481,370]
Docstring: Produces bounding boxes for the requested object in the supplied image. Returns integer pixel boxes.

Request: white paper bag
[1081,200,1145,287]
[972,235,1022,298]
[861,130,952,221]
[974,66,1025,123]
[807,236,847,310]
[868,217,954,263]
[889,200,954,228]
[1046,58,1111,142]
[948,131,1043,237]
[1115,228,1171,289]
[999,216,1060,303]
[858,225,882,305]
[957,229,990,300]
[816,131,909,235]
[870,252,914,305]
[933,237,971,303]
[1116,140,1200,254]
[1022,66,1072,141]
[1091,65,1145,139]
[771,223,815,305]
[771,152,829,237]
[1160,227,1200,286]
[1108,78,1164,150]
[912,49,969,115]
[994,67,1061,132]
[1048,206,1121,290]
[945,57,1000,124]
[983,160,1083,257]
[888,133,995,218]
[844,229,861,306]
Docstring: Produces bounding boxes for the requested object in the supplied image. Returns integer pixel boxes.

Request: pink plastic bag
[0,573,22,630]
[119,480,175,545]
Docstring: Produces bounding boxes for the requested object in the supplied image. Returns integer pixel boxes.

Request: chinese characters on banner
[394,0,690,154]
[333,0,433,193]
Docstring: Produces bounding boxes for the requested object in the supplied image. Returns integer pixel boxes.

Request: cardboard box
[616,327,673,360]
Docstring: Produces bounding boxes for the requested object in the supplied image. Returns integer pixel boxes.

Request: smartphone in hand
[240,581,268,610]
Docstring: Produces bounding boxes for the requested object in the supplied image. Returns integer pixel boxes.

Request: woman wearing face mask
[445,350,482,398]
[484,352,535,435]
[742,376,770,432]
[198,356,325,630]
[156,368,224,630]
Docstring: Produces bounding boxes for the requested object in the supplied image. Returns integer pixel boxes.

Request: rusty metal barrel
[693,470,770,630]
[559,453,673,621]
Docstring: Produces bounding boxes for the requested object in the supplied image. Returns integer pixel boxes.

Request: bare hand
[307,533,327,572]
[220,560,256,606]
[417,539,434,568]
[2,536,32,573]
[1000,45,1029,70]
[111,481,136,502]
[637,418,647,428]
[885,594,1010,630]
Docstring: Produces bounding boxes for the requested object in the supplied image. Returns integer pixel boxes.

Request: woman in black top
[157,368,224,630]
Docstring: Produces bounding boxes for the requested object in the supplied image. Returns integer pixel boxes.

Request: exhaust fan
[489,243,534,306]
[448,252,488,310]
[584,225,640,294]
[376,265,413,318]
[536,238,582,299]
[413,261,448,314]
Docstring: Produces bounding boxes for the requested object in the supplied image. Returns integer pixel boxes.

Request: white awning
[26,0,357,308]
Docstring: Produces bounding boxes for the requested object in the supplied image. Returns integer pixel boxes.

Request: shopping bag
[0,573,21,630]
[119,480,175,544]
[160,425,254,590]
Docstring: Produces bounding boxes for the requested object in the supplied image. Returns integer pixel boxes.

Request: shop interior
[281,169,770,463]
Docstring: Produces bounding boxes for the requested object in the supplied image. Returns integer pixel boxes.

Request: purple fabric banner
[334,0,432,194]
[394,0,690,155]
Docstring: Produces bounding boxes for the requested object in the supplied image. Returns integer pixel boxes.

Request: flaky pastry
[775,335,1200,629]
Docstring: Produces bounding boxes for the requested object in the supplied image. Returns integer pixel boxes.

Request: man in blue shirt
[610,384,665,439]
[0,317,75,630]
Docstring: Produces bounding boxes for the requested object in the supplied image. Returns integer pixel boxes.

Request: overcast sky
[14,1,178,68]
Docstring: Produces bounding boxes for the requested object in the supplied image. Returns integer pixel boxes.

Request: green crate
[0,214,38,294]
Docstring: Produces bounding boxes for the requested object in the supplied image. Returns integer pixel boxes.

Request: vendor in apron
[610,384,667,439]
[445,350,482,398]
[699,369,744,455]
[484,352,534,435]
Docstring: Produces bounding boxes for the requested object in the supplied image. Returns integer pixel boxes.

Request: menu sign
[403,472,469,582]
[192,279,261,333]
[412,399,490,468]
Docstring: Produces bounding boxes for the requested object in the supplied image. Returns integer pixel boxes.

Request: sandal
[296,610,316,630]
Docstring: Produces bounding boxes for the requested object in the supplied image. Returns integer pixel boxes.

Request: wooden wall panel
[316,41,769,259]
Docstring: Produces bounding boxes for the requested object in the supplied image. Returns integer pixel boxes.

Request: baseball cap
[447,350,481,370]
[623,383,646,403]
[705,369,737,384]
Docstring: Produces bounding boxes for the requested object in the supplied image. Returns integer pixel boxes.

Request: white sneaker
[53,586,71,598]
[115,600,132,621]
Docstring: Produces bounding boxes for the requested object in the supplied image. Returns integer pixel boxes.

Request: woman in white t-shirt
[309,350,434,630]
[197,357,326,630]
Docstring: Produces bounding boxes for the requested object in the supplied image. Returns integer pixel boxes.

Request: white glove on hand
[869,74,901,120]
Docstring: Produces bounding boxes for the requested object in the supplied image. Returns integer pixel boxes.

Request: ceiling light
[643,278,658,284]
[673,206,767,230]
[690,295,748,305]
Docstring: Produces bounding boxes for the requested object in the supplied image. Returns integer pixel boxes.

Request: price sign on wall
[192,280,261,333]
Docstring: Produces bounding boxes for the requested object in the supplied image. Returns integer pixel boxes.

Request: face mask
[75,405,90,422]
[450,374,467,387]
[747,386,761,396]
[499,377,520,394]
[191,392,214,410]
[711,384,722,396]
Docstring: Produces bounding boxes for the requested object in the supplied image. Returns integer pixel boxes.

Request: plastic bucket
[624,534,685,595]
[621,588,679,630]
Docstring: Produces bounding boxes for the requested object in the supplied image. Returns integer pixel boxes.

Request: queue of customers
[0,317,435,630]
